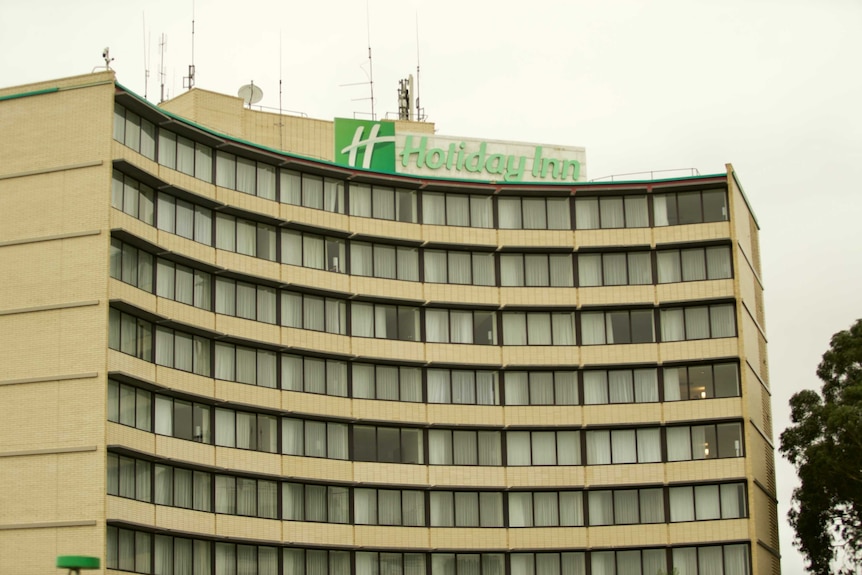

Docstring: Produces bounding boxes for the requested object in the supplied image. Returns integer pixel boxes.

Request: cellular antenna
[366,0,376,119]
[183,0,196,89]
[159,33,167,103]
[415,13,426,122]
[142,14,150,99]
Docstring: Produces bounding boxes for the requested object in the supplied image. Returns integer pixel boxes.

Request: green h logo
[334,118,397,173]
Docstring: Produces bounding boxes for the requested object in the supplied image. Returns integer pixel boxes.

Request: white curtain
[628,252,652,284]
[451,371,476,403]
[657,251,681,283]
[560,492,584,526]
[720,483,745,518]
[547,197,571,229]
[695,485,721,520]
[531,431,557,465]
[614,491,639,524]
[373,187,395,220]
[681,249,707,281]
[549,254,574,287]
[448,252,472,284]
[711,304,736,338]
[608,371,634,403]
[470,195,493,228]
[584,371,609,404]
[653,195,671,226]
[257,351,277,389]
[523,198,547,229]
[699,547,725,575]
[351,303,374,337]
[581,312,606,345]
[586,431,611,464]
[455,492,480,526]
[327,360,348,397]
[453,430,478,465]
[578,254,602,286]
[352,364,374,398]
[634,369,659,402]
[617,551,641,575]
[480,492,504,526]
[476,372,499,405]
[478,431,502,465]
[625,196,649,227]
[424,250,447,283]
[663,367,682,401]
[473,253,495,285]
[215,408,235,447]
[666,427,692,461]
[304,421,326,457]
[557,431,581,465]
[670,487,695,522]
[530,373,554,405]
[603,254,628,285]
[236,347,256,385]
[422,192,445,224]
[214,343,234,380]
[506,431,531,465]
[575,198,599,229]
[236,219,256,256]
[446,195,470,226]
[588,492,613,526]
[552,313,575,345]
[397,247,419,281]
[374,245,397,278]
[429,429,453,464]
[282,483,304,520]
[354,488,377,524]
[281,170,301,205]
[377,366,399,400]
[430,492,454,526]
[554,371,578,405]
[685,307,711,340]
[527,313,551,345]
[280,230,301,266]
[640,489,665,523]
[396,189,416,222]
[724,545,749,575]
[508,492,533,526]
[351,242,373,276]
[611,430,637,463]
[450,311,474,344]
[501,254,524,286]
[236,412,255,449]
[426,309,450,343]
[707,246,732,279]
[281,418,304,455]
[401,368,423,402]
[661,309,685,342]
[498,198,521,229]
[600,197,624,228]
[350,183,372,216]
[534,492,559,526]
[637,429,662,463]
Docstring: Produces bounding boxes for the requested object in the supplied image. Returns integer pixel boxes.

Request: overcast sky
[3,1,861,573]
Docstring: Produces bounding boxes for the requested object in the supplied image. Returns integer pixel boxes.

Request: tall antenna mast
[183,0,196,90]
[159,33,167,103]
[278,31,284,151]
[366,0,375,120]
[142,13,150,100]
[415,13,425,122]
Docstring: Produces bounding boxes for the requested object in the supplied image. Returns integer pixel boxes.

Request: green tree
[780,319,862,575]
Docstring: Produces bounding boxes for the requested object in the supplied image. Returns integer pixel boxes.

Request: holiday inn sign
[334,118,587,183]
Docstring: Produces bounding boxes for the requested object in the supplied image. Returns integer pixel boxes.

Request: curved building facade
[0,72,779,575]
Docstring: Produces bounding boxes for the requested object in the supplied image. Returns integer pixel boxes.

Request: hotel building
[0,71,778,575]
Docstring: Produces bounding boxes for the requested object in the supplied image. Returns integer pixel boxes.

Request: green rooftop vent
[56,556,100,574]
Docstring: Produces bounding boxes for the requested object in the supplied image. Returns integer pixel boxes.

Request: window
[214,475,278,518]
[428,429,502,466]
[508,491,584,527]
[585,428,662,464]
[282,418,349,460]
[353,425,425,464]
[575,195,649,229]
[158,131,213,182]
[660,303,736,341]
[501,253,575,287]
[284,482,350,524]
[657,245,732,283]
[282,355,348,397]
[578,251,652,286]
[667,422,744,461]
[105,526,152,574]
[281,229,346,272]
[355,552,426,575]
[214,409,278,452]
[215,152,276,199]
[352,302,420,341]
[352,363,422,402]
[108,379,152,431]
[153,463,211,511]
[111,170,154,224]
[510,553,585,575]
[280,291,347,334]
[503,371,578,405]
[154,325,212,376]
[110,238,154,293]
[214,343,277,388]
[654,189,728,226]
[427,369,500,405]
[107,453,151,502]
[350,241,419,281]
[427,309,498,345]
[424,249,495,286]
[109,308,153,361]
[669,483,747,522]
[582,368,659,404]
[429,491,503,527]
[422,192,493,228]
[216,213,277,261]
[156,258,212,310]
[506,430,581,466]
[214,277,276,323]
[355,487,426,526]
[154,394,212,443]
[286,549,352,575]
[156,193,213,245]
[281,170,345,213]
[498,196,571,229]
[587,488,665,525]
[349,183,417,222]
[580,309,655,345]
[502,311,575,345]
[664,363,740,401]
[114,104,156,160]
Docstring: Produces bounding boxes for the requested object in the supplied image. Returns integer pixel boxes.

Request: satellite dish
[237,83,263,106]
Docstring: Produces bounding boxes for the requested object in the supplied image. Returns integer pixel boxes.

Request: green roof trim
[0,87,59,102]
[115,82,726,189]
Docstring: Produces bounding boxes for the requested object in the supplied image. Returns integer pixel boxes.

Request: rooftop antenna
[415,13,426,122]
[158,33,167,103]
[238,82,264,108]
[142,14,150,99]
[278,31,284,150]
[183,0,196,90]
[366,0,376,119]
